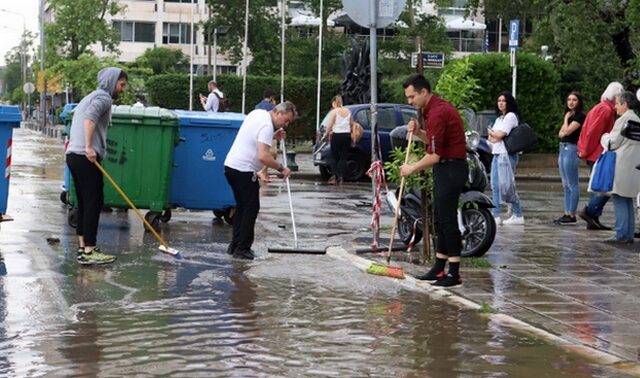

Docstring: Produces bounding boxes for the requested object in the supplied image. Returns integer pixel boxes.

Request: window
[114,21,155,43]
[162,23,193,44]
[164,0,196,3]
[377,108,397,130]
[401,109,417,125]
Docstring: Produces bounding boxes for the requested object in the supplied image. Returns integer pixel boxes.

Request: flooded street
[0,128,635,376]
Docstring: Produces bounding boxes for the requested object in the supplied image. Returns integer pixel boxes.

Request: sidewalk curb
[326,246,640,376]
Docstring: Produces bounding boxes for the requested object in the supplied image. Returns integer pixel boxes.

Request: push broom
[267,140,327,254]
[366,130,415,279]
[93,161,180,257]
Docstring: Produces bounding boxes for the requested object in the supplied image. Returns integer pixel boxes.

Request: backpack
[214,92,229,112]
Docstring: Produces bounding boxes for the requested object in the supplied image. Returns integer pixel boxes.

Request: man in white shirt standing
[200,81,224,112]
[224,101,297,259]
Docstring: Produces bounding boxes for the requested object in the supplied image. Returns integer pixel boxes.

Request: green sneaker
[77,248,116,265]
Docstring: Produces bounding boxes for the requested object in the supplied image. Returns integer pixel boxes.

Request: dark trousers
[224,167,260,254]
[330,133,351,180]
[67,153,104,246]
[433,159,468,257]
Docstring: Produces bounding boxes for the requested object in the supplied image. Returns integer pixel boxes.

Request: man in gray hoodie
[66,67,128,265]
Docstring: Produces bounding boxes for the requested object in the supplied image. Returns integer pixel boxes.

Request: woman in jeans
[487,91,525,225]
[555,91,586,225]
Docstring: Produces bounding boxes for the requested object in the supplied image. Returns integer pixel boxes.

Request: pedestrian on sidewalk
[554,91,586,225]
[592,91,640,244]
[577,82,624,230]
[223,102,296,259]
[400,74,467,287]
[200,81,224,113]
[322,94,353,185]
[487,91,525,226]
[66,67,128,265]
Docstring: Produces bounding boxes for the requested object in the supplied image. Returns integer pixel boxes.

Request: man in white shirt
[224,101,297,259]
[200,81,224,112]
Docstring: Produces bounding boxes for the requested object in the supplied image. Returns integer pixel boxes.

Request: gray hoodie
[66,67,123,159]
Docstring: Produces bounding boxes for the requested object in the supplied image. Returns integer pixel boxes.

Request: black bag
[622,119,640,141]
[214,92,229,112]
[503,123,537,154]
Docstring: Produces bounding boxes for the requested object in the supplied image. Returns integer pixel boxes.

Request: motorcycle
[387,127,496,257]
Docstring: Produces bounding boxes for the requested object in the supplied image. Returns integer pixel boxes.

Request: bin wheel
[223,208,235,225]
[68,208,78,228]
[160,209,172,223]
[60,190,69,205]
[144,211,161,232]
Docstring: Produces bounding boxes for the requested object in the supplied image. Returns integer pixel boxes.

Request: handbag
[622,119,640,141]
[503,123,538,154]
[351,121,364,144]
[589,151,616,193]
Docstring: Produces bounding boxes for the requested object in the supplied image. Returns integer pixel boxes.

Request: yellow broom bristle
[366,263,405,279]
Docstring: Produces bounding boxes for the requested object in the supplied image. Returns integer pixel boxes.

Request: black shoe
[635,232,640,239]
[602,238,633,245]
[414,270,445,282]
[432,273,462,287]
[553,214,577,225]
[578,207,599,229]
[593,219,612,231]
[226,243,236,255]
[233,249,255,260]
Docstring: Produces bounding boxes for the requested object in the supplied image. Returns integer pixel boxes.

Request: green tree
[131,47,189,75]
[45,0,123,63]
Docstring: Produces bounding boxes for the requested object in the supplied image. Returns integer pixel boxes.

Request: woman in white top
[323,95,353,185]
[487,91,525,225]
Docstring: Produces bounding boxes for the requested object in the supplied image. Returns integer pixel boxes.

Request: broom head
[366,262,405,279]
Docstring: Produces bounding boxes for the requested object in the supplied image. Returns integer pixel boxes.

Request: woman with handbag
[323,95,353,185]
[592,91,640,244]
[487,91,525,225]
[554,91,586,225]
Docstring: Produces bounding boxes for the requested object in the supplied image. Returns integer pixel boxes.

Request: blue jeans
[491,153,522,218]
[612,194,635,241]
[585,160,609,217]
[558,143,580,214]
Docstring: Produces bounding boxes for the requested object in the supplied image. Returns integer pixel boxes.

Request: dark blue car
[313,103,417,181]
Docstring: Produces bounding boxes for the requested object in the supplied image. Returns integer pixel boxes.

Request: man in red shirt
[400,74,467,287]
[577,81,624,230]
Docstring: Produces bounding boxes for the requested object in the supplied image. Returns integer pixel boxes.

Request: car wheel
[343,152,368,181]
[318,166,332,180]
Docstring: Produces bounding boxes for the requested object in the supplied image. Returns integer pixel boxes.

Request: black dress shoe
[593,219,612,231]
[578,207,599,229]
[602,238,633,245]
[233,249,255,260]
[634,232,640,239]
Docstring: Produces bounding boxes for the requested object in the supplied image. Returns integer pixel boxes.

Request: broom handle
[387,130,414,261]
[280,140,298,248]
[93,161,170,249]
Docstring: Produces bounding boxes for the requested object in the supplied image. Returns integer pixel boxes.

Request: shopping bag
[497,153,517,203]
[589,151,616,193]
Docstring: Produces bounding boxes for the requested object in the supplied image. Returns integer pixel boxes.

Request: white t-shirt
[224,109,274,172]
[332,110,351,133]
[490,112,518,154]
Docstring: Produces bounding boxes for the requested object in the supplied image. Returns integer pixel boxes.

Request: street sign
[22,82,35,94]
[342,0,406,28]
[509,19,520,49]
[411,52,445,69]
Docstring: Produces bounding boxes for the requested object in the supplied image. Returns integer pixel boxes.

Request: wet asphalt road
[1,127,639,376]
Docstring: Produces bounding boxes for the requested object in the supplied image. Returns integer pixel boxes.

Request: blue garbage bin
[169,111,245,222]
[0,106,22,216]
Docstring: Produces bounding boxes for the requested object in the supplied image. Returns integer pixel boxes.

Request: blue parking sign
[509,19,520,49]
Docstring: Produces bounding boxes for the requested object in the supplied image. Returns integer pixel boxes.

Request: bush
[442,52,563,152]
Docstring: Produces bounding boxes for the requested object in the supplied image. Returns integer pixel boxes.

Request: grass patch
[462,257,492,269]
[478,303,498,314]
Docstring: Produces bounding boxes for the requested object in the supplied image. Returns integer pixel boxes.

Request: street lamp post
[212,26,229,82]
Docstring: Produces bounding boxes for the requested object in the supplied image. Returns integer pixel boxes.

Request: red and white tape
[5,138,11,179]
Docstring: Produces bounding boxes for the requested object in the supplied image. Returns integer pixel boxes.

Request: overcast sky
[0,0,41,67]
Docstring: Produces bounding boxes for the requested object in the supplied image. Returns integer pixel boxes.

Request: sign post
[509,19,519,98]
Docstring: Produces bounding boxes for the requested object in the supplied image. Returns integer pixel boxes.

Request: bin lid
[111,105,178,126]
[173,110,245,128]
[0,105,22,126]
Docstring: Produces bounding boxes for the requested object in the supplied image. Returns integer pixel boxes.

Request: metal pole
[511,48,517,98]
[39,0,46,129]
[212,29,217,82]
[369,0,378,243]
[498,17,502,53]
[280,0,286,103]
[189,0,194,111]
[241,0,249,113]
[314,0,323,135]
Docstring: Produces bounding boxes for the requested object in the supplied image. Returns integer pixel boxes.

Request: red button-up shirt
[423,95,466,160]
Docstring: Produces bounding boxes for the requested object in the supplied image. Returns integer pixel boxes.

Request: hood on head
[97,67,123,98]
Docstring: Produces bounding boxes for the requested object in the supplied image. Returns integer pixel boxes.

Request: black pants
[330,133,351,180]
[224,167,260,254]
[433,159,468,257]
[67,153,104,246]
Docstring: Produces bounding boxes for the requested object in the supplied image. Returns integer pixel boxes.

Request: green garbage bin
[68,105,178,229]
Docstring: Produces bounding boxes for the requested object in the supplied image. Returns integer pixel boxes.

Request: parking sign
[509,19,520,49]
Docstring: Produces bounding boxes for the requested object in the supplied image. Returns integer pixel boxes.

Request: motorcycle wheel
[397,215,422,246]
[461,207,496,258]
